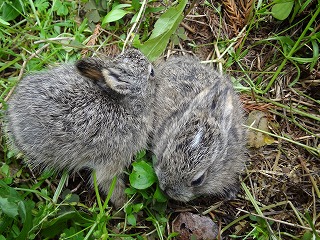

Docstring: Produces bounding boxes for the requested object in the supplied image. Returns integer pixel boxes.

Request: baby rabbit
[4,49,154,208]
[150,56,246,202]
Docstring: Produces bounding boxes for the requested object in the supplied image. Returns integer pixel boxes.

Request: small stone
[172,212,218,240]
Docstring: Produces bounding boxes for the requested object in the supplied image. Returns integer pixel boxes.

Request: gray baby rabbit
[150,56,246,202]
[4,49,154,208]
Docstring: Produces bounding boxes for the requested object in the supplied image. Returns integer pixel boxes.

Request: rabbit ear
[197,86,235,116]
[76,59,132,95]
[76,58,105,81]
[101,68,132,95]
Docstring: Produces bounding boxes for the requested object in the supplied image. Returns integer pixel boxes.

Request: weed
[1,0,319,239]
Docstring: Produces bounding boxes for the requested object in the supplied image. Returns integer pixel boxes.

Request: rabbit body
[5,49,154,208]
[151,56,246,202]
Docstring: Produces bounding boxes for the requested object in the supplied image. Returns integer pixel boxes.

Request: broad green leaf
[140,15,183,61]
[132,0,141,11]
[127,213,136,226]
[0,197,19,218]
[125,205,133,214]
[271,0,294,20]
[149,0,187,40]
[1,0,24,21]
[153,185,167,202]
[102,9,129,24]
[139,0,187,61]
[129,161,157,189]
[132,203,143,212]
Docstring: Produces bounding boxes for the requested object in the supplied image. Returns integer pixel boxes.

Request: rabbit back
[5,64,148,172]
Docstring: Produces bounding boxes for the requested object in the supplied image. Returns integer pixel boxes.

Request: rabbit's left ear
[100,67,132,95]
[76,58,105,81]
[76,58,132,95]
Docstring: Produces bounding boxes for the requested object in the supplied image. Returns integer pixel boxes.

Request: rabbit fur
[4,49,155,208]
[150,55,246,202]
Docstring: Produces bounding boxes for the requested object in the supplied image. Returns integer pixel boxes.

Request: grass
[0,0,319,239]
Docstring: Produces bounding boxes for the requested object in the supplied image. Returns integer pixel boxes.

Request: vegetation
[0,0,319,239]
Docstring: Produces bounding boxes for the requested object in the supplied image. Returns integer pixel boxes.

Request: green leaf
[127,213,136,226]
[16,200,35,240]
[53,0,69,16]
[1,0,24,21]
[35,0,49,12]
[86,9,100,23]
[271,0,294,20]
[0,197,19,218]
[125,187,137,195]
[1,164,10,176]
[145,7,165,14]
[113,4,131,10]
[153,185,167,203]
[149,2,186,40]
[132,203,143,212]
[301,231,313,240]
[125,204,133,214]
[129,161,157,189]
[132,0,141,11]
[139,0,187,61]
[0,17,10,26]
[140,16,182,61]
[102,9,129,24]
[135,149,147,161]
[17,201,26,222]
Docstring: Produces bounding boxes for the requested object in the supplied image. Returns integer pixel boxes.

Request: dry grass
[223,0,254,36]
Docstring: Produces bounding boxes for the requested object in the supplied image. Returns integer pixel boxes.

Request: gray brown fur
[4,49,154,208]
[150,56,246,202]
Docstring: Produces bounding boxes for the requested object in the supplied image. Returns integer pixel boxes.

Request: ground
[0,0,319,239]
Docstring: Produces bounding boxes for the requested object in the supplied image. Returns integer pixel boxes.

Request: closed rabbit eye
[191,172,205,187]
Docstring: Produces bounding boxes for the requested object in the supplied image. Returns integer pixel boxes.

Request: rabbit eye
[191,173,205,187]
[148,64,155,77]
[150,68,155,77]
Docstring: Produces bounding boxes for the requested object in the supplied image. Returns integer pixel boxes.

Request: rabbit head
[76,49,154,96]
[153,85,246,202]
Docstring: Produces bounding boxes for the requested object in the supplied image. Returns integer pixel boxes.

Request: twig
[298,157,320,198]
[185,0,201,16]
[237,209,320,234]
[122,0,148,51]
[34,37,75,44]
[201,26,247,64]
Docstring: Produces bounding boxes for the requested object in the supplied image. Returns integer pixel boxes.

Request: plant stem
[261,5,320,93]
[257,96,320,122]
